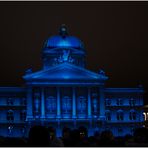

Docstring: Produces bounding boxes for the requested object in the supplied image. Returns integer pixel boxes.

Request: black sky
[0,1,148,104]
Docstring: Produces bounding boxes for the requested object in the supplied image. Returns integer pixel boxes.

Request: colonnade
[26,86,105,120]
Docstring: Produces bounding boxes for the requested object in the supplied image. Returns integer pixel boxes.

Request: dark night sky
[0,1,148,104]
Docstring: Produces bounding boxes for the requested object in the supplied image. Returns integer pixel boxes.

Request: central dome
[44,25,85,50]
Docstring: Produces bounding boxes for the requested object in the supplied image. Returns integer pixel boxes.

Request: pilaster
[88,87,92,118]
[72,87,76,118]
[41,87,45,118]
[56,87,61,118]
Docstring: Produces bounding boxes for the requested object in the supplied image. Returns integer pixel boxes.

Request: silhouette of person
[28,125,50,146]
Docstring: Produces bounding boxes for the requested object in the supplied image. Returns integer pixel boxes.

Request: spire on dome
[59,24,68,38]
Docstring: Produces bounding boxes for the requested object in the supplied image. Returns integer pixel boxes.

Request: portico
[23,25,108,136]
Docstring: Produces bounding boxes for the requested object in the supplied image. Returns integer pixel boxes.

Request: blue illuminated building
[0,25,144,137]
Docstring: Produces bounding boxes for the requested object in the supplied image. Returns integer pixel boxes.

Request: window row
[105,98,137,106]
[4,98,27,106]
[35,96,88,114]
[105,110,137,121]
[6,110,26,121]
[7,125,26,135]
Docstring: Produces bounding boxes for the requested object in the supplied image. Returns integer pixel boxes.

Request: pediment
[23,63,108,81]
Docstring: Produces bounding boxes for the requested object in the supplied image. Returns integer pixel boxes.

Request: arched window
[62,96,72,113]
[46,96,56,113]
[105,110,111,121]
[117,110,124,121]
[129,98,136,106]
[116,98,123,106]
[7,98,14,105]
[20,110,26,121]
[129,110,136,120]
[7,110,14,121]
[105,99,111,106]
[77,96,87,113]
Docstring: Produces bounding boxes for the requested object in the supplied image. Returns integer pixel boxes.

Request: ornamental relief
[53,49,74,64]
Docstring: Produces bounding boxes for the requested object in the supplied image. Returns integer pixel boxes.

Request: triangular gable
[23,63,108,81]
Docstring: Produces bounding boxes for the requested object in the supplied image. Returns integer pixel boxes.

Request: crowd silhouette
[0,125,148,146]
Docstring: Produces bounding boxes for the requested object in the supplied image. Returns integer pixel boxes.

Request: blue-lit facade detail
[0,25,144,137]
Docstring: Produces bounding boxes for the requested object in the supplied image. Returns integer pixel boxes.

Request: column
[88,87,92,118]
[72,87,76,118]
[56,87,61,118]
[99,86,105,120]
[41,87,45,118]
[26,86,33,120]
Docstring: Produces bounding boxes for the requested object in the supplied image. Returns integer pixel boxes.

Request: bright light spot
[63,75,70,79]
[143,112,146,121]
[58,40,70,47]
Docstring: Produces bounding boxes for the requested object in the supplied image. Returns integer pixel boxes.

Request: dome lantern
[59,24,68,38]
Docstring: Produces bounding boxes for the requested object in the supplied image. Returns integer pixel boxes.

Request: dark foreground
[0,126,148,147]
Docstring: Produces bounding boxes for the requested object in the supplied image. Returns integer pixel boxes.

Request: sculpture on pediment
[57,49,74,64]
[68,56,74,63]
[99,69,105,75]
[25,68,32,74]
[62,49,70,61]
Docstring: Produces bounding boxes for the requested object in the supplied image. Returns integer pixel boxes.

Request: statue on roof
[99,69,105,75]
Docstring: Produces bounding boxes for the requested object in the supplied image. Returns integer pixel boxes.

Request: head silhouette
[28,125,49,146]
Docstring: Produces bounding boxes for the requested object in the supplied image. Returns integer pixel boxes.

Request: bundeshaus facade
[0,25,144,137]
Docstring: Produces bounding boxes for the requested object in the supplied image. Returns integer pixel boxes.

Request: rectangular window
[116,98,123,106]
[105,99,111,106]
[20,98,27,106]
[7,110,14,121]
[105,111,111,121]
[117,111,124,121]
[7,98,14,106]
[129,98,136,106]
[20,110,26,121]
